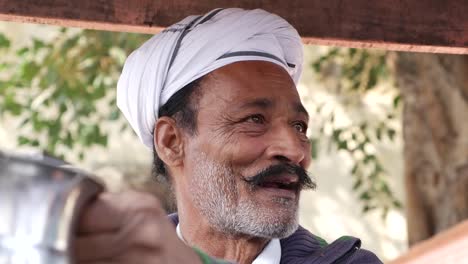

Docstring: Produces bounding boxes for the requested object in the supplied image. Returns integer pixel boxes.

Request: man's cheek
[227,137,266,160]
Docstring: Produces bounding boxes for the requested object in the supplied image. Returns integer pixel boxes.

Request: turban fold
[117,8,303,148]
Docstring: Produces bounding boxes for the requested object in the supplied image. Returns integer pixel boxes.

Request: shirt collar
[252,238,281,264]
[176,224,281,264]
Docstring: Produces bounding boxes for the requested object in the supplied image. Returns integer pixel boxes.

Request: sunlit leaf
[360,191,372,200]
[363,205,377,212]
[18,136,30,145]
[387,128,396,141]
[32,38,46,51]
[352,178,362,190]
[393,95,402,108]
[0,33,10,49]
[16,47,29,56]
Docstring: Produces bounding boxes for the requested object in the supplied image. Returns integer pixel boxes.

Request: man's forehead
[196,61,305,114]
[235,97,309,118]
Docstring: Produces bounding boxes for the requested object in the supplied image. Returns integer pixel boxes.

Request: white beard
[188,151,299,238]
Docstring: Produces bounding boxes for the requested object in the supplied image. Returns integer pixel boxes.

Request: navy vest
[168,213,382,264]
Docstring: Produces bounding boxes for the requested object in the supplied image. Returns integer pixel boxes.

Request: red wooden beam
[0,0,467,54]
[389,220,468,264]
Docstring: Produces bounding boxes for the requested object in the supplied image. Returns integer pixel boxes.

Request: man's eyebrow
[239,98,273,110]
[296,103,309,119]
[237,98,309,118]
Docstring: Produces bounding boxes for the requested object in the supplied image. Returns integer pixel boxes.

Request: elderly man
[75,8,382,264]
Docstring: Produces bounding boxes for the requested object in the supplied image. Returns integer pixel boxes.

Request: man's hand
[74,191,202,264]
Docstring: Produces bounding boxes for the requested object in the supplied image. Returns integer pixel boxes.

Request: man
[75,8,382,264]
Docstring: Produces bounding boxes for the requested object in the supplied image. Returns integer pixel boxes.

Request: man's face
[182,61,313,238]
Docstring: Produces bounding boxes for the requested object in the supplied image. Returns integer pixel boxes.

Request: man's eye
[245,114,265,124]
[293,122,307,133]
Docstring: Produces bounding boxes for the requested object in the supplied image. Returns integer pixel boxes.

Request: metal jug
[0,151,104,264]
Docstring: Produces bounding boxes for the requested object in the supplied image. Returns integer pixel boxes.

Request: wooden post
[389,220,468,264]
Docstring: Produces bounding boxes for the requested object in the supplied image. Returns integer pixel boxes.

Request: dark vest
[168,213,382,264]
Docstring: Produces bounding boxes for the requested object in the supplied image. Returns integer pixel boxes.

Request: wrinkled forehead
[199,61,301,105]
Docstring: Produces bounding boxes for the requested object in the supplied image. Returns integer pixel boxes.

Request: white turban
[117,8,303,148]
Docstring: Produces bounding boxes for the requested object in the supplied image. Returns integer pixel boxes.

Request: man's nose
[265,125,308,166]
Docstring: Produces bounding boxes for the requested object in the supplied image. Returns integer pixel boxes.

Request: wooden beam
[389,220,468,264]
[0,0,467,54]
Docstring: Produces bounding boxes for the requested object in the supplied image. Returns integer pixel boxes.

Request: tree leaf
[18,136,31,145]
[393,95,402,108]
[20,62,40,82]
[376,126,382,140]
[16,47,29,56]
[352,178,362,190]
[387,128,396,141]
[0,33,10,49]
[32,38,46,51]
[363,205,377,212]
[360,191,372,201]
[337,140,348,150]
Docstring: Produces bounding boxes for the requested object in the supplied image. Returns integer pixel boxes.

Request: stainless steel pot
[0,151,104,264]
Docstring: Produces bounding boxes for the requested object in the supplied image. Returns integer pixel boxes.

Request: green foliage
[313,48,390,93]
[0,28,150,159]
[311,48,402,218]
[0,33,10,49]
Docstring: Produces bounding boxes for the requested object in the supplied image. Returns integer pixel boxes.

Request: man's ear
[153,117,184,168]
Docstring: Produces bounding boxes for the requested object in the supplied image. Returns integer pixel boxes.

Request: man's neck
[177,207,270,264]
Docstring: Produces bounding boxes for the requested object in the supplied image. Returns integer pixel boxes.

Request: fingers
[77,193,121,234]
[75,191,168,263]
[78,191,164,234]
[75,232,119,261]
[75,211,167,262]
[78,246,166,264]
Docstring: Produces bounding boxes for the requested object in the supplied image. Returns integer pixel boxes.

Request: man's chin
[201,198,299,239]
[248,216,299,239]
[235,201,300,239]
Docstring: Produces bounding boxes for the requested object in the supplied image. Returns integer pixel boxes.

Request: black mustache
[244,163,316,190]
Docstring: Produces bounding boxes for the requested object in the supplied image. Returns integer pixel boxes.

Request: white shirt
[176,224,281,264]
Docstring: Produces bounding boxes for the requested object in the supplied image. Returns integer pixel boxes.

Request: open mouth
[246,174,300,199]
[254,178,300,199]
